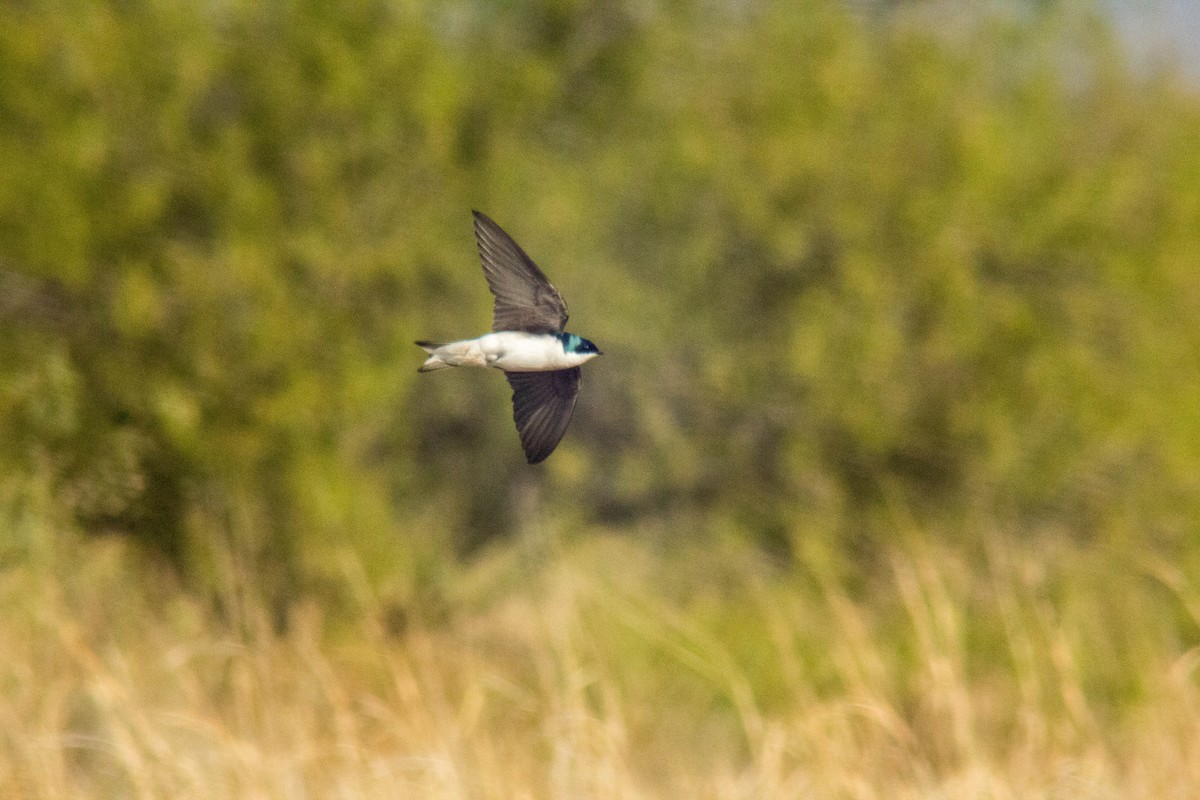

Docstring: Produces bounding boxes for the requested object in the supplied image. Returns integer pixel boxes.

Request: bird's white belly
[477,332,581,371]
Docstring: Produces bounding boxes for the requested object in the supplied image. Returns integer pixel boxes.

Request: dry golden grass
[2,522,1199,799]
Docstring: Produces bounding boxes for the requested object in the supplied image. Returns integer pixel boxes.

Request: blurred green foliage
[2,0,1199,603]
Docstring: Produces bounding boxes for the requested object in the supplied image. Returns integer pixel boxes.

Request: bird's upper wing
[473,211,569,334]
[505,368,581,464]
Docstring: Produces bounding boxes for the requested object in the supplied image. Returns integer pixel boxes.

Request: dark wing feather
[505,368,581,464]
[473,211,569,334]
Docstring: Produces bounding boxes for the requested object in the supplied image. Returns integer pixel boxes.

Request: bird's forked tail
[415,340,454,372]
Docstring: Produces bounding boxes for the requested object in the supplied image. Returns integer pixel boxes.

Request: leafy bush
[2,1,1199,602]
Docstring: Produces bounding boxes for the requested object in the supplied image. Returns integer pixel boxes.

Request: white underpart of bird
[416,332,597,372]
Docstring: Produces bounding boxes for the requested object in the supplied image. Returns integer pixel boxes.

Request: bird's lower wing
[505,368,581,464]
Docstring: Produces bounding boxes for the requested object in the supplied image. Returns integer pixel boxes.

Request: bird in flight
[416,211,602,464]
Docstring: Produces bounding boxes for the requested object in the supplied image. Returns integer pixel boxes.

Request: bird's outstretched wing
[473,211,569,334]
[505,368,581,464]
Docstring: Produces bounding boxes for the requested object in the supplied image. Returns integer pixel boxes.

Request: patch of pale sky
[1106,0,1200,79]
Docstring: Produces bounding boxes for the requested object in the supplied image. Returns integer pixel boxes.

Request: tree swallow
[416,211,603,464]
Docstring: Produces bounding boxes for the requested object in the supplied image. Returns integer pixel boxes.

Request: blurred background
[3,1,1200,796]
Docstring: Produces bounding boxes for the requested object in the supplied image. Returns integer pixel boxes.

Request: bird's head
[560,333,603,361]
